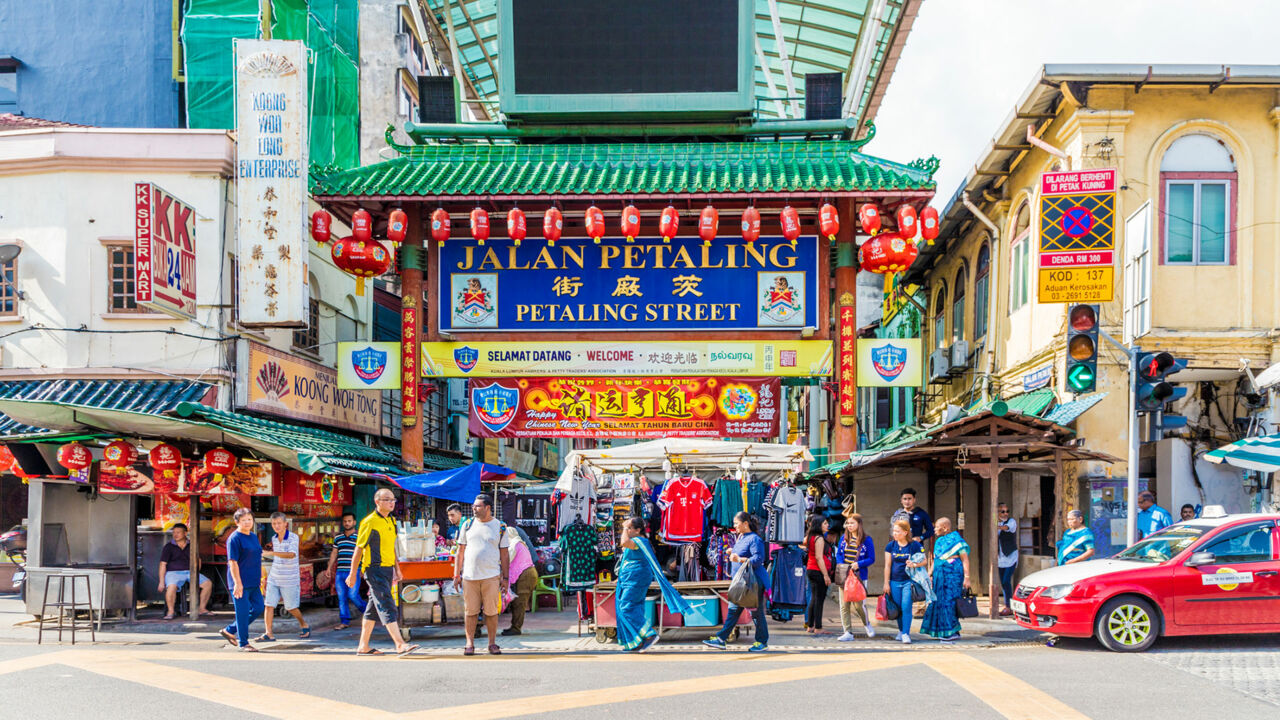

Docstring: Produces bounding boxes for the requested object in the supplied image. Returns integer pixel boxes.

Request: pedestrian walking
[891,487,934,545]
[920,518,970,642]
[835,513,876,641]
[883,519,924,644]
[997,503,1018,616]
[453,493,510,655]
[219,508,264,652]
[617,517,690,652]
[350,488,418,656]
[258,512,310,642]
[703,511,769,652]
[803,516,832,634]
[327,511,360,630]
[503,526,538,637]
[1056,510,1096,565]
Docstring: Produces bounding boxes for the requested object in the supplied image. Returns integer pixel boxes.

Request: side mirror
[1184,551,1216,568]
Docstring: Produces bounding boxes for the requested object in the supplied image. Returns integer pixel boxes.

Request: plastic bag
[727,561,760,607]
[876,593,899,621]
[843,572,866,603]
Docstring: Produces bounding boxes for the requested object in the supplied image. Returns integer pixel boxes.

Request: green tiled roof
[310,141,935,198]
[0,379,211,437]
[968,387,1058,418]
[1042,392,1107,426]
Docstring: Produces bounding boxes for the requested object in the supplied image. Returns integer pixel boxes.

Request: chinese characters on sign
[134,183,198,319]
[402,302,418,427]
[468,377,781,439]
[837,293,857,427]
[421,341,833,377]
[234,39,308,326]
[238,342,381,434]
[1038,168,1117,304]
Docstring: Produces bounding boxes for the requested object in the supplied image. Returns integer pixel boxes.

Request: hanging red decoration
[659,206,679,243]
[780,205,801,244]
[543,207,563,246]
[203,448,237,475]
[430,208,451,247]
[920,206,940,243]
[331,235,392,296]
[620,205,641,243]
[386,208,408,243]
[57,442,93,472]
[858,203,881,234]
[857,232,919,275]
[0,445,22,478]
[698,206,718,246]
[351,209,373,242]
[101,440,138,474]
[741,207,761,244]
[148,443,183,490]
[819,203,840,241]
[470,207,491,246]
[584,205,606,244]
[507,208,527,247]
[896,205,918,238]
[309,210,332,245]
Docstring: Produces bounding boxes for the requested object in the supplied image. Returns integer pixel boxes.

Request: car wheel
[1094,596,1159,652]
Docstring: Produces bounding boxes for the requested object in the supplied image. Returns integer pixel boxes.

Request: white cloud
[865,0,1280,206]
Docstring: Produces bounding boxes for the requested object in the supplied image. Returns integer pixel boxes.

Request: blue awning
[389,463,516,503]
[1205,434,1280,473]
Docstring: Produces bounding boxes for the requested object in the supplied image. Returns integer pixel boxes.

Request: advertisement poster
[239,342,382,434]
[280,470,353,505]
[469,377,780,439]
[855,338,924,388]
[133,182,197,319]
[337,341,402,390]
[438,236,820,332]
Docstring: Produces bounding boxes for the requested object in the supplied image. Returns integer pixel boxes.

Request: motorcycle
[0,524,27,600]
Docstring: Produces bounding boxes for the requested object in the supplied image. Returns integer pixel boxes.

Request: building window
[293,293,320,352]
[874,387,891,431]
[1161,134,1235,265]
[974,243,990,339]
[1009,203,1032,310]
[1124,202,1152,343]
[382,390,403,440]
[398,78,416,118]
[0,66,16,107]
[932,284,947,351]
[0,252,16,316]
[106,244,150,313]
[951,265,966,343]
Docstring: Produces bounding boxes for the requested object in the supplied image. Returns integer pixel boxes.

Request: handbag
[843,571,866,603]
[955,589,979,618]
[833,562,851,586]
[727,561,760,608]
[876,593,899,621]
[910,581,926,603]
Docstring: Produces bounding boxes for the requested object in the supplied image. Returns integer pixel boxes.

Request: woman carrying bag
[882,519,924,644]
[803,516,833,634]
[615,517,692,652]
[921,517,971,643]
[835,513,876,641]
[704,512,769,652]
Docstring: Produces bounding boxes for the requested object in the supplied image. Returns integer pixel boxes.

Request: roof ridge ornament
[908,155,941,179]
[384,123,412,157]
[850,121,877,150]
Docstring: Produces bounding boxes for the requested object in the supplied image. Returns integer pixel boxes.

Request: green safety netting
[181,0,261,131]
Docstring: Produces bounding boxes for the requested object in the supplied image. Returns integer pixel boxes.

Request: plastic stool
[531,575,562,613]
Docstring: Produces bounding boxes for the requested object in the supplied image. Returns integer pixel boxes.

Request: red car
[1012,513,1280,651]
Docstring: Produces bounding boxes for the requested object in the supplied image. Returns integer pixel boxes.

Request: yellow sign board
[856,338,924,387]
[1037,267,1114,304]
[422,341,832,377]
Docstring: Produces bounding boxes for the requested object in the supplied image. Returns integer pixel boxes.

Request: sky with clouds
[864,0,1280,207]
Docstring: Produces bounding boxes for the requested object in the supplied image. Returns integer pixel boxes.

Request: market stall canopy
[390,463,517,503]
[1205,434,1280,473]
[559,438,813,488]
[0,379,212,437]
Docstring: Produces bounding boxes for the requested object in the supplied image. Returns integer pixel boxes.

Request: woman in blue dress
[920,517,971,642]
[615,517,691,652]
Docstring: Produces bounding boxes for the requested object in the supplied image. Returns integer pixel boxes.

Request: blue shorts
[164,570,210,589]
[265,580,301,610]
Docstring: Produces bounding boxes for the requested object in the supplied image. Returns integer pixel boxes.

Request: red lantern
[386,208,408,243]
[309,210,332,245]
[57,442,93,472]
[470,207,490,246]
[920,206,940,242]
[659,206,679,243]
[102,440,138,472]
[430,208,451,247]
[620,205,641,243]
[857,232,919,274]
[203,448,237,476]
[0,445,22,478]
[698,206,718,246]
[543,207,563,246]
[351,208,373,242]
[858,203,881,234]
[819,203,840,241]
[741,207,761,243]
[507,208,527,246]
[584,206,606,244]
[148,443,183,492]
[780,206,801,244]
[331,236,393,295]
[896,205,918,238]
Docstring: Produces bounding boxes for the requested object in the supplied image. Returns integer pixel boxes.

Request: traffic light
[1065,304,1099,393]
[1136,351,1188,411]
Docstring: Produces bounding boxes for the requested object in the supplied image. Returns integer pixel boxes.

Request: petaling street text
[515,302,740,323]
[454,242,799,271]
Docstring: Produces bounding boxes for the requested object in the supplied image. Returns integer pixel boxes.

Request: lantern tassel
[356,277,366,296]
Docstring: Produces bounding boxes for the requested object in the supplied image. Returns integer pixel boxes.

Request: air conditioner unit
[949,340,971,374]
[929,349,951,383]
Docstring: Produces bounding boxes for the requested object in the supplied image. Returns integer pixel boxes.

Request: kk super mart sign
[134,182,197,319]
[422,341,832,378]
[1038,168,1116,303]
[468,377,780,439]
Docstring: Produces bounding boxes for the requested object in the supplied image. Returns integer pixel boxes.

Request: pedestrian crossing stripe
[1039,193,1115,252]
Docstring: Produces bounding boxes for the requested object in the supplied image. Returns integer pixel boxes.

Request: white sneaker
[865,624,877,638]
[901,633,912,644]
[838,632,856,642]
[894,632,904,642]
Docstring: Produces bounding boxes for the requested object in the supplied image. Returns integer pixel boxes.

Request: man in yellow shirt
[348,488,417,656]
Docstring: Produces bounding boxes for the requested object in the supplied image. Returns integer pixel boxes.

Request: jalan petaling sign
[437,235,820,332]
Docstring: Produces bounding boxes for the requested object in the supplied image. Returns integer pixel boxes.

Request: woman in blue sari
[615,517,692,652]
[920,517,970,642]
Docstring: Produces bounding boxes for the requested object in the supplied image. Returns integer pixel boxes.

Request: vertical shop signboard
[133,182,197,319]
[837,292,857,426]
[401,299,419,426]
[234,39,308,327]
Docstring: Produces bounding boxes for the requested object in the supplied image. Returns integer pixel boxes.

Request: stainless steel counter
[25,565,133,617]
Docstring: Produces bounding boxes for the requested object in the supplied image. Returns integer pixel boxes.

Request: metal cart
[589,579,753,644]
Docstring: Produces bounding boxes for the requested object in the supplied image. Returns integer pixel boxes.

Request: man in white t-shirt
[260,512,311,641]
[453,494,510,655]
[996,503,1019,616]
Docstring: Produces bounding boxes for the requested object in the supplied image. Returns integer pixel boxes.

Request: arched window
[933,282,947,350]
[1009,203,1032,310]
[1161,133,1236,265]
[952,265,967,343]
[974,243,990,339]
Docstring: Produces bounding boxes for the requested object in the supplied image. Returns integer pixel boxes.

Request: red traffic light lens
[1069,304,1097,332]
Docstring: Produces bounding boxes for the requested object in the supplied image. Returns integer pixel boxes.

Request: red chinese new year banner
[469,377,780,439]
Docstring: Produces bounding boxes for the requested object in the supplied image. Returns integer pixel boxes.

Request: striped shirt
[267,531,300,586]
[332,531,358,572]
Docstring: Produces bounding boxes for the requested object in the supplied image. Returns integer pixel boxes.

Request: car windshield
[1114,525,1210,563]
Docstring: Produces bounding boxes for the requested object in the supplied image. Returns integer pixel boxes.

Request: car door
[1171,520,1280,627]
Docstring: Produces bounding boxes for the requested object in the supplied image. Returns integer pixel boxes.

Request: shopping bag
[955,589,980,619]
[876,593,899,621]
[911,581,926,603]
[727,561,760,608]
[843,572,866,603]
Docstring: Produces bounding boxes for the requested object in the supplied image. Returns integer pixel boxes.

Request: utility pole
[1099,329,1139,546]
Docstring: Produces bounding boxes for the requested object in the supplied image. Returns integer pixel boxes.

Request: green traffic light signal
[1067,363,1096,393]
[1064,304,1099,394]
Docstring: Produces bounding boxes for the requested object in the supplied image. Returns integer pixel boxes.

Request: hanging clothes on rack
[746,480,767,519]
[710,475,743,527]
[553,466,598,534]
[769,544,808,608]
[656,475,712,544]
[677,542,704,582]
[559,520,599,592]
[763,484,780,542]
[706,528,736,580]
[768,483,807,544]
